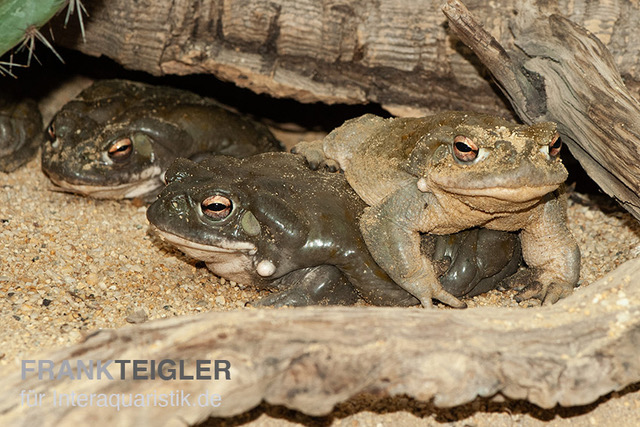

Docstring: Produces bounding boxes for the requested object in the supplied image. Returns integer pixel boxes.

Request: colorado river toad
[146,152,522,307]
[0,97,42,172]
[42,79,282,199]
[292,112,580,308]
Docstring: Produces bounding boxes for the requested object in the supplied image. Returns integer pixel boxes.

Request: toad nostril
[80,150,93,161]
[171,194,184,205]
[167,194,190,215]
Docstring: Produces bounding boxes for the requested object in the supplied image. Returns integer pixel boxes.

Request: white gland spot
[417,178,429,192]
[256,260,276,277]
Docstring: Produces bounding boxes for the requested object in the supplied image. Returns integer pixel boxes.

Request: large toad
[292,111,580,308]
[0,97,42,173]
[146,152,522,307]
[42,79,282,200]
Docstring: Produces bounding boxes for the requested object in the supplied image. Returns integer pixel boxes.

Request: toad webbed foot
[516,281,576,305]
[251,265,359,307]
[502,268,576,305]
[405,274,468,308]
[290,140,341,172]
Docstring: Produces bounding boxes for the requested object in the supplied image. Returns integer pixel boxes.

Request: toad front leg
[514,195,581,304]
[359,185,467,309]
[254,265,360,307]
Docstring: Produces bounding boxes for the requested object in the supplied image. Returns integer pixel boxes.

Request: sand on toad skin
[2,77,640,425]
[2,149,640,427]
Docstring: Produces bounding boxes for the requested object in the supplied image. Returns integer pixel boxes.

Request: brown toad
[292,111,580,308]
[42,79,282,200]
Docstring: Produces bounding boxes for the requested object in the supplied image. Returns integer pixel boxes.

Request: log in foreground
[443,0,640,221]
[1,258,639,426]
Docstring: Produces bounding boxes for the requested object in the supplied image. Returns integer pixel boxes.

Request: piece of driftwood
[51,0,640,118]
[1,257,639,426]
[443,0,640,221]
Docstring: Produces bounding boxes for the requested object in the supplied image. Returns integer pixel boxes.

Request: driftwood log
[3,2,632,425]
[53,0,640,118]
[436,3,640,418]
[443,0,640,221]
[1,257,639,426]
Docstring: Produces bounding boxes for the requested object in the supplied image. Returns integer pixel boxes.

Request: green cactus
[0,0,86,75]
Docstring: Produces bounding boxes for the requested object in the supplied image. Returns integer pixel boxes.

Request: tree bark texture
[443,0,640,221]
[53,0,640,118]
[2,258,639,426]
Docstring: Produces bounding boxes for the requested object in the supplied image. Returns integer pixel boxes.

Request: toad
[0,97,42,172]
[292,112,580,308]
[41,79,282,200]
[146,152,522,307]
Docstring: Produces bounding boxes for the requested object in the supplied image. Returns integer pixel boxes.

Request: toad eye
[549,133,562,157]
[201,195,233,220]
[46,123,56,141]
[108,138,133,162]
[453,135,478,162]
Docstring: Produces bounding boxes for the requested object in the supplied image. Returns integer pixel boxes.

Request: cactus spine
[0,0,86,75]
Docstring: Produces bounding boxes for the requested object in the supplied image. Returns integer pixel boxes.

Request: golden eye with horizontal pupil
[46,123,55,141]
[453,135,478,162]
[201,195,233,220]
[107,138,133,161]
[549,133,562,157]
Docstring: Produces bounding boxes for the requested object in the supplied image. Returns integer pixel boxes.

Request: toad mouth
[439,184,560,203]
[46,174,163,199]
[151,227,257,254]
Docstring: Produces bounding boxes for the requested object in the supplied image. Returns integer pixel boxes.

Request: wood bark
[49,1,640,218]
[443,0,640,221]
[1,258,639,426]
[53,0,640,118]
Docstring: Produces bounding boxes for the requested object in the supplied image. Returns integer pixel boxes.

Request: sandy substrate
[2,151,640,426]
[1,72,640,426]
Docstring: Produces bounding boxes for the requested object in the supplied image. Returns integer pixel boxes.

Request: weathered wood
[443,0,640,221]
[1,258,639,426]
[53,0,640,118]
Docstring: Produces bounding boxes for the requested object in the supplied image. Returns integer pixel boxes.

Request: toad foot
[291,140,340,171]
[414,281,467,308]
[515,281,575,305]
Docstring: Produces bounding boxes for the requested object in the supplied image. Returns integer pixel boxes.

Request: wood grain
[443,0,640,221]
[53,0,640,118]
[2,258,639,425]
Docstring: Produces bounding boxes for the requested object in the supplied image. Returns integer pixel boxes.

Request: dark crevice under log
[1,258,639,426]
